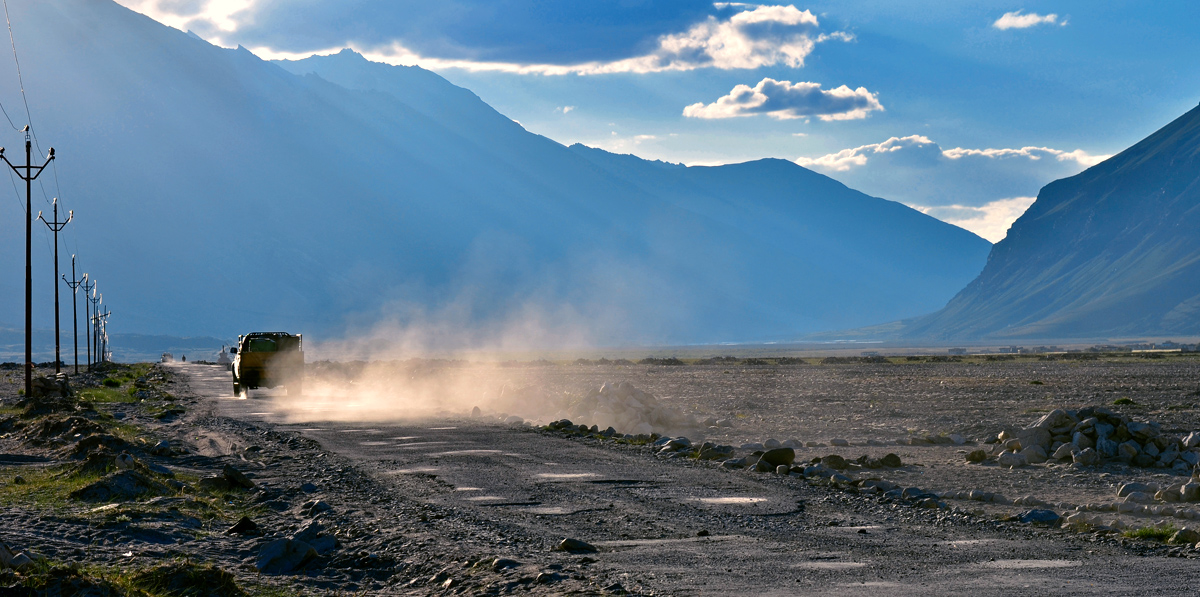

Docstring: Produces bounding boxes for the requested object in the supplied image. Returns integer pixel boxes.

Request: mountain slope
[0,0,990,347]
[905,103,1200,340]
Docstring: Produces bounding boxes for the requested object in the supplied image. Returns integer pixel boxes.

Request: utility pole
[38,198,71,374]
[0,127,54,396]
[89,290,101,367]
[82,278,95,369]
[62,257,85,374]
[97,307,110,362]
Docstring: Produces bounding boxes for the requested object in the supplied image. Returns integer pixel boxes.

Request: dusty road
[174,361,1200,595]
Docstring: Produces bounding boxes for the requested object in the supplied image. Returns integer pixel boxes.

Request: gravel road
[178,361,1200,595]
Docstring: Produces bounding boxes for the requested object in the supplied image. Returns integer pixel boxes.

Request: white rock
[1020,445,1048,464]
[1052,443,1075,461]
[1184,431,1200,449]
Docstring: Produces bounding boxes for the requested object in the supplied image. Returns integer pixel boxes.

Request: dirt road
[178,362,1200,595]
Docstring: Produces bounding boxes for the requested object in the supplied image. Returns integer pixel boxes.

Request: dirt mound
[20,416,105,446]
[70,469,173,502]
[131,562,247,597]
[64,434,136,459]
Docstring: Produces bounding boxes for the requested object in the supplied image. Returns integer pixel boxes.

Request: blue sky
[116,0,1200,241]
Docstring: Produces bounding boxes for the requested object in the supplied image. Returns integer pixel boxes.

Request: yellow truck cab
[230,332,304,397]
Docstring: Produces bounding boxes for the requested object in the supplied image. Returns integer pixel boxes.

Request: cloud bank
[993,11,1062,30]
[117,2,852,76]
[795,135,1112,240]
[683,78,882,121]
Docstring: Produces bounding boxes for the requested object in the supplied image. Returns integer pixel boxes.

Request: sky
[114,0,1200,242]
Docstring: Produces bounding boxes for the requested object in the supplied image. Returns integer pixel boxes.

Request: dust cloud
[252,308,703,438]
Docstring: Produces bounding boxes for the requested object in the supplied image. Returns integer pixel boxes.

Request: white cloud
[116,0,255,37]
[913,197,1037,243]
[942,146,1110,166]
[557,106,576,114]
[799,136,1111,172]
[796,135,934,171]
[794,135,1112,216]
[683,78,883,121]
[992,11,1062,30]
[199,4,852,76]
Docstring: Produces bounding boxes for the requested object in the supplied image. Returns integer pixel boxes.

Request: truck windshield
[246,338,278,352]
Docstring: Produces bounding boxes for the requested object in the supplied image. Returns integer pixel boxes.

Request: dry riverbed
[2,355,1200,595]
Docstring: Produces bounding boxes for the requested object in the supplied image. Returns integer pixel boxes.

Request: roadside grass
[0,465,104,509]
[78,385,137,403]
[12,560,301,597]
[1122,524,1176,541]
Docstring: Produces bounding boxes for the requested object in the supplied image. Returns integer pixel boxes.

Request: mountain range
[903,103,1200,340]
[0,0,991,350]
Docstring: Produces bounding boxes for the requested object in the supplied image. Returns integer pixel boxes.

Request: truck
[230,332,303,397]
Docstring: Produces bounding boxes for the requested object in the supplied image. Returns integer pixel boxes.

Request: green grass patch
[77,386,137,403]
[1122,524,1176,541]
[1113,397,1137,406]
[0,465,104,510]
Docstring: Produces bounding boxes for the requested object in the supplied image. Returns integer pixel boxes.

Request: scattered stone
[1018,509,1062,526]
[1020,445,1048,464]
[830,438,850,447]
[760,448,795,467]
[880,453,903,468]
[300,482,317,493]
[1052,443,1074,461]
[1073,448,1098,467]
[256,539,317,574]
[763,438,782,449]
[491,558,521,571]
[697,529,710,537]
[555,538,598,553]
[997,452,1027,468]
[150,440,171,456]
[222,464,255,489]
[965,449,987,463]
[1169,528,1200,544]
[226,516,258,535]
[820,455,848,470]
[198,476,232,492]
[1117,482,1157,498]
[300,499,332,516]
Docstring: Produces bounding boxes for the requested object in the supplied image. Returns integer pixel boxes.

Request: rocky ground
[2,355,1200,595]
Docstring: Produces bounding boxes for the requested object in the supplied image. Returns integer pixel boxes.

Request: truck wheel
[233,376,242,397]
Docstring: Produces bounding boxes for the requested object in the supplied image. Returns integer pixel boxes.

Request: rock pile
[990,407,1200,472]
[563,382,698,436]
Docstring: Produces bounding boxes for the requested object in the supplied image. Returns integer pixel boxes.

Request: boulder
[1016,427,1052,451]
[966,449,988,463]
[1018,509,1062,526]
[222,465,256,489]
[257,539,317,574]
[1118,441,1140,461]
[1184,432,1200,450]
[556,538,598,553]
[1020,445,1048,464]
[1072,448,1098,466]
[820,454,847,470]
[1169,528,1200,544]
[880,453,903,467]
[1052,443,1075,461]
[1117,482,1157,498]
[1181,482,1200,502]
[998,452,1027,468]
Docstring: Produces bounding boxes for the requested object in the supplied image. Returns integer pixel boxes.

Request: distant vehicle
[161,353,174,363]
[230,332,303,397]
